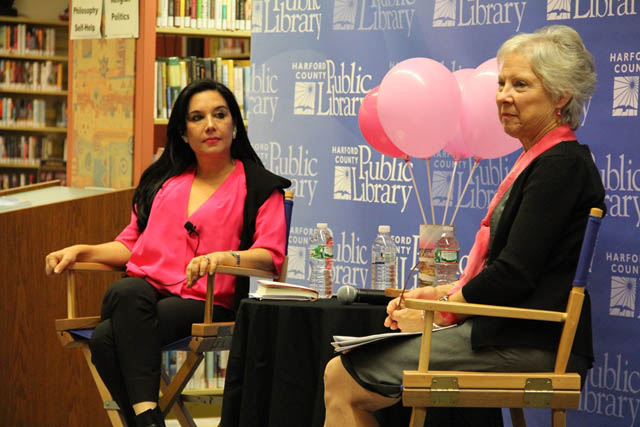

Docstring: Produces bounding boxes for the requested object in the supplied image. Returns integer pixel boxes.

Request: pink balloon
[459,65,521,159]
[378,58,461,159]
[476,57,498,73]
[358,86,406,158]
[444,69,474,160]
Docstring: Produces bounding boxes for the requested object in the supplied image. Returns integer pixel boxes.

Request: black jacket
[232,159,291,313]
[462,141,605,363]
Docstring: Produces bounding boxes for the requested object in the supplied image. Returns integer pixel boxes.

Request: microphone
[184,221,197,236]
[337,285,393,306]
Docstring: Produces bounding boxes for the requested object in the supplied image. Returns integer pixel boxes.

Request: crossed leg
[324,356,400,427]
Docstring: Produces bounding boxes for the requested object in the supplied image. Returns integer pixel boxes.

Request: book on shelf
[157,0,251,30]
[155,56,250,120]
[250,280,319,301]
[162,349,228,391]
[0,24,57,56]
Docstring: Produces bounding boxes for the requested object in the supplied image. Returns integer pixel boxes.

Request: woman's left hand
[385,305,424,332]
[185,252,230,288]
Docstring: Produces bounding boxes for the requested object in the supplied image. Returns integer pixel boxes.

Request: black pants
[89,277,234,426]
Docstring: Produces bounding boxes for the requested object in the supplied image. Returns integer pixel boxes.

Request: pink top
[115,161,286,310]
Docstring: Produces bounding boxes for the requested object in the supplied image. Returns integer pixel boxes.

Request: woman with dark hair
[45,80,291,427]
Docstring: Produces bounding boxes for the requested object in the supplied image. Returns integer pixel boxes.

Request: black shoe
[135,407,166,427]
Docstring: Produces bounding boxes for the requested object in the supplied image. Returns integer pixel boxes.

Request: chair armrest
[404,298,566,323]
[385,288,403,298]
[212,265,275,278]
[68,262,126,272]
[200,264,278,325]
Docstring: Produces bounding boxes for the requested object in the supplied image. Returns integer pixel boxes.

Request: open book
[331,324,459,353]
[249,280,319,301]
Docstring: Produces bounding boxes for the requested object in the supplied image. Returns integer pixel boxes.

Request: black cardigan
[231,159,291,313]
[462,141,605,363]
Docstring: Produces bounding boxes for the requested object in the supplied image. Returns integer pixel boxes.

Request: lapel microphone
[184,221,198,236]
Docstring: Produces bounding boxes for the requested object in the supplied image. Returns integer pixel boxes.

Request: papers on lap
[331,332,421,353]
[249,280,319,301]
[331,324,458,353]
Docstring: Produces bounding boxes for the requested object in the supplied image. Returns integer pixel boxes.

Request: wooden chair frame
[54,191,294,427]
[400,208,603,427]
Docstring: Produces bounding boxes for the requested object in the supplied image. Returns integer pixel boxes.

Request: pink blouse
[115,161,286,309]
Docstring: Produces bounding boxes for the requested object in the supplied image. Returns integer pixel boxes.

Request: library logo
[597,153,640,227]
[333,0,358,29]
[546,0,637,20]
[609,276,636,317]
[610,51,640,117]
[433,0,526,31]
[394,233,422,289]
[253,1,265,31]
[546,0,571,19]
[433,0,456,26]
[612,76,639,116]
[430,154,510,212]
[332,0,416,36]
[251,0,323,40]
[292,60,373,117]
[248,63,279,122]
[333,166,353,200]
[578,352,640,425]
[331,145,413,212]
[293,82,316,115]
[264,141,318,206]
[431,170,453,207]
[286,244,307,280]
[334,230,369,287]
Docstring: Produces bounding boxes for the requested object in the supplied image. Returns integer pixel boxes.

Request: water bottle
[371,225,398,290]
[434,226,459,286]
[309,223,334,298]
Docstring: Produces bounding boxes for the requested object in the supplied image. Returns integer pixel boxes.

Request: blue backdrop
[247,1,640,425]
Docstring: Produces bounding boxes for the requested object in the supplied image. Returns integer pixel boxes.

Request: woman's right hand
[45,245,83,275]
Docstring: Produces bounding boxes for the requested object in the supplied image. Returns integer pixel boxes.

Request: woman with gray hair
[323,25,605,427]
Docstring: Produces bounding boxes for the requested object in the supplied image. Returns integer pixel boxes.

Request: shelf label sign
[104,0,140,39]
[70,0,102,40]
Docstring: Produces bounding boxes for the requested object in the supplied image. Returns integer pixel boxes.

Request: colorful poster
[70,38,135,189]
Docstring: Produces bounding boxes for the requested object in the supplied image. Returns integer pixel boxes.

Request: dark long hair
[132,79,263,232]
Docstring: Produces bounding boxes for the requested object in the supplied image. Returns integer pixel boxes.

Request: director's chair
[400,207,603,427]
[54,190,294,426]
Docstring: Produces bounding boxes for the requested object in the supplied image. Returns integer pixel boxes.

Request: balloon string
[449,158,481,225]
[425,158,435,225]
[405,158,428,225]
[441,159,458,225]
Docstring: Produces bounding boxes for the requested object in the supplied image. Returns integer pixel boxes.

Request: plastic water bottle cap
[317,223,328,228]
[378,225,390,233]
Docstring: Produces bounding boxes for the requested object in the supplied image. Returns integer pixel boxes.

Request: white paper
[104,0,139,39]
[70,0,103,40]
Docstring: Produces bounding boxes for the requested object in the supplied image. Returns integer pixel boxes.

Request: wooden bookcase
[0,16,68,189]
[134,2,251,183]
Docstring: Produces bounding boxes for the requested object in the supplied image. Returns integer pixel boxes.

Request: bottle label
[310,244,334,260]
[435,249,458,264]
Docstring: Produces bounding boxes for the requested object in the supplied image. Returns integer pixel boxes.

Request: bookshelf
[134,1,251,183]
[0,16,68,190]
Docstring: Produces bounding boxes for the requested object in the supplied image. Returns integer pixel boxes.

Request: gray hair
[497,25,595,130]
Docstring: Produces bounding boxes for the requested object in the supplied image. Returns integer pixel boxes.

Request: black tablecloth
[220,297,391,427]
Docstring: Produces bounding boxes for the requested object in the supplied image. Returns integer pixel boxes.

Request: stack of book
[157,0,252,31]
[155,56,250,120]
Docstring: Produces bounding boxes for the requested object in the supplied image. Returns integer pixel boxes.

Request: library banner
[249,2,640,426]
